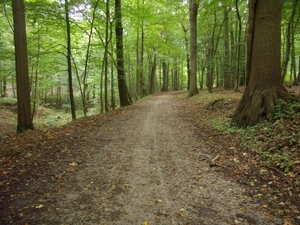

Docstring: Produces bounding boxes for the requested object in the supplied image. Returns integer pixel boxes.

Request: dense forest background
[0,0,299,123]
[1,2,300,222]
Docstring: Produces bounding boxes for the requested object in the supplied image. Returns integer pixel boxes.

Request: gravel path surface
[0,93,282,224]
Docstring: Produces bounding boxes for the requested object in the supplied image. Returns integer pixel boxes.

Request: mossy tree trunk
[231,0,289,127]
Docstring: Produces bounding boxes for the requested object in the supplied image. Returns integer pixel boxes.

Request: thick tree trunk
[12,0,34,132]
[115,0,132,106]
[231,0,288,127]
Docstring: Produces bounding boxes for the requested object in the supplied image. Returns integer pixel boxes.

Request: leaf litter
[0,90,298,224]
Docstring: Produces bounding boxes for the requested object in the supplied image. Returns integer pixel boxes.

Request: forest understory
[0,87,299,225]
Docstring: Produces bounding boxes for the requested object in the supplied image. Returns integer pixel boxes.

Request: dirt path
[0,93,282,224]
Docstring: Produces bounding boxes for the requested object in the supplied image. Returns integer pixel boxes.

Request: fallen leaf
[69,162,78,166]
[179,212,186,217]
[35,204,44,209]
[67,167,76,172]
[179,208,186,217]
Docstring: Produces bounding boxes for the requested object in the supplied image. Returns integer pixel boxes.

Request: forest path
[0,93,282,224]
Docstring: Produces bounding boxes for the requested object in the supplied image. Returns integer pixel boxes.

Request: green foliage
[0,97,17,107]
[236,99,300,174]
[209,117,231,132]
[273,99,300,120]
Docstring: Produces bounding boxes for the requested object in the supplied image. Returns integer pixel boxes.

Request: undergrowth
[233,99,300,175]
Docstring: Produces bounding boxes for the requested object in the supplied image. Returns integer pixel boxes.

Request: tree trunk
[182,24,190,91]
[81,0,100,115]
[149,51,157,94]
[223,8,231,89]
[104,0,110,112]
[281,0,298,81]
[188,0,199,97]
[161,59,169,91]
[235,0,242,92]
[115,0,131,106]
[65,0,76,120]
[31,22,41,120]
[12,0,34,132]
[297,57,300,85]
[231,0,288,127]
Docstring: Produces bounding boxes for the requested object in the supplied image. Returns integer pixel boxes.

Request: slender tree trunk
[149,51,157,94]
[292,14,300,85]
[81,0,100,115]
[31,23,41,120]
[235,0,242,92]
[65,0,76,120]
[206,12,216,93]
[136,4,140,99]
[281,0,298,81]
[290,26,296,85]
[182,24,190,91]
[115,0,131,106]
[140,22,147,97]
[111,50,116,110]
[12,0,34,132]
[104,0,110,112]
[173,61,179,91]
[188,0,199,97]
[161,59,169,91]
[297,57,300,85]
[223,8,231,89]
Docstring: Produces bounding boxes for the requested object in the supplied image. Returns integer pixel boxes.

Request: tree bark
[12,0,34,132]
[231,0,289,127]
[161,59,169,91]
[281,0,298,81]
[188,0,199,97]
[235,0,242,92]
[149,51,157,94]
[223,8,231,89]
[115,0,132,106]
[104,0,110,112]
[65,0,76,120]
[182,24,190,91]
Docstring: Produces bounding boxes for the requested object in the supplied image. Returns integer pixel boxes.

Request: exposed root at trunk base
[231,87,293,127]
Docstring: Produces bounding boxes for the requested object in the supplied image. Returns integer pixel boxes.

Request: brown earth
[0,90,298,224]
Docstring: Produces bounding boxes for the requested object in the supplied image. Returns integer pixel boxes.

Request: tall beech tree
[12,0,34,132]
[188,0,199,97]
[115,0,131,106]
[231,0,289,127]
[115,0,132,106]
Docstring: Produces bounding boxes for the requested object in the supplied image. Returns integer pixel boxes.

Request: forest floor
[0,87,299,225]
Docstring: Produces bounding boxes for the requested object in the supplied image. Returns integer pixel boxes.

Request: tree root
[265,164,294,193]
